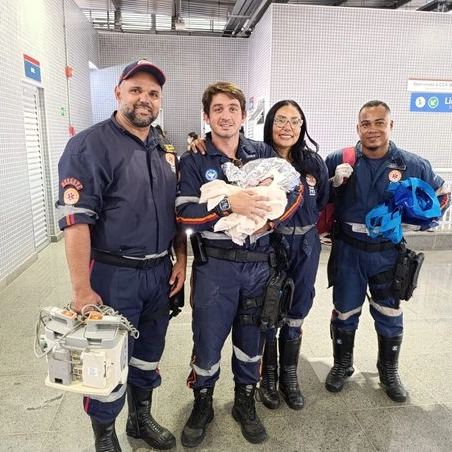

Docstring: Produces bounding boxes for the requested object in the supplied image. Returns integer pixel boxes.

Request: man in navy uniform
[324,100,450,402]
[57,59,186,451]
[176,81,303,447]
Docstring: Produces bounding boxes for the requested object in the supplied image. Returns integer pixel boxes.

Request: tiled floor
[1,240,452,451]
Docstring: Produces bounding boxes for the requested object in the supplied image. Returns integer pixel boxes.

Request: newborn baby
[200,157,300,245]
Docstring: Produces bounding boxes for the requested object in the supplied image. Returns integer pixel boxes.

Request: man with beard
[56,60,186,451]
[324,100,450,403]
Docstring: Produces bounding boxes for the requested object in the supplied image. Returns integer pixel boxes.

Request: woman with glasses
[187,99,328,411]
[259,100,329,411]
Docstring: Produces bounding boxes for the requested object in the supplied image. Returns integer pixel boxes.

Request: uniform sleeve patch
[61,177,84,190]
[63,187,80,205]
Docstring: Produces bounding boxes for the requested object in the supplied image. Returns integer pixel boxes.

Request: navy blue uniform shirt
[325,141,445,242]
[175,134,303,247]
[288,153,329,228]
[56,113,178,256]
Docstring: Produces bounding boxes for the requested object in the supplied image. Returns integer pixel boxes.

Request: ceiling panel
[72,0,452,36]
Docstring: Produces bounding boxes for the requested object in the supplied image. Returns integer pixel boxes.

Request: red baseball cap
[118,59,166,86]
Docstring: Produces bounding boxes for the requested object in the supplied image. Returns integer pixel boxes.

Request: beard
[122,103,157,128]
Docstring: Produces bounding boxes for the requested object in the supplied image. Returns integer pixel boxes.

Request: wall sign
[23,54,41,82]
[410,93,452,112]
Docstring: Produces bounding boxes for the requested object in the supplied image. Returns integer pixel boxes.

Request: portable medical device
[35,305,138,396]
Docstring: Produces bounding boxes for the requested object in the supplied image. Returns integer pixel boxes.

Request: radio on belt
[38,306,131,396]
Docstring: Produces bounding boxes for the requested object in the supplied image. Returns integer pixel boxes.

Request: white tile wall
[0,0,97,288]
[92,32,249,154]
[246,5,273,140]
[265,4,452,165]
[0,1,451,289]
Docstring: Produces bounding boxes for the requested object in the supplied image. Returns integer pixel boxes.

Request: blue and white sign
[410,93,452,113]
[23,54,41,82]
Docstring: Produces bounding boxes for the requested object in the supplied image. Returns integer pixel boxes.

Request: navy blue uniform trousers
[84,257,172,424]
[331,240,403,337]
[188,257,270,389]
[282,227,321,339]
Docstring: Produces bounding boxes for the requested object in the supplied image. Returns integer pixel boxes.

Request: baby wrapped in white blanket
[200,157,300,245]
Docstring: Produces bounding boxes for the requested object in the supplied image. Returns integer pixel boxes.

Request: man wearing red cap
[56,59,186,451]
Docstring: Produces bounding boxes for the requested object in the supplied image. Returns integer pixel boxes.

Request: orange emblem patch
[306,174,317,186]
[63,187,80,205]
[388,170,402,182]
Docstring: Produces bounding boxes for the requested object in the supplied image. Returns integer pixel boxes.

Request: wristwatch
[217,196,233,216]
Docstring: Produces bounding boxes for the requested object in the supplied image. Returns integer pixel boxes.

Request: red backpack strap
[342,146,356,166]
[317,147,356,236]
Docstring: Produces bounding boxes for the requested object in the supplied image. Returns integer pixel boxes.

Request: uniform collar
[204,133,258,164]
[111,112,158,149]
[356,140,406,170]
[111,111,124,131]
[204,133,236,158]
[355,140,397,158]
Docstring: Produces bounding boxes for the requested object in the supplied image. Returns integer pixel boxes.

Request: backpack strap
[318,147,356,236]
[342,146,356,166]
[337,147,356,186]
[340,146,357,200]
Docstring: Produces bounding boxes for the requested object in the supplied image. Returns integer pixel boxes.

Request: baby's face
[258,177,273,186]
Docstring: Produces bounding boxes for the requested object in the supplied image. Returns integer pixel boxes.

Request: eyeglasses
[273,116,303,128]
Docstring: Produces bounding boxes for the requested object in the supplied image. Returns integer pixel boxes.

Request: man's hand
[70,287,103,315]
[229,190,271,222]
[188,138,207,155]
[169,259,186,297]
[332,163,353,187]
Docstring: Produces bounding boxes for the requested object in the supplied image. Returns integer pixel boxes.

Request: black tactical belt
[204,246,270,263]
[92,249,169,268]
[337,231,396,252]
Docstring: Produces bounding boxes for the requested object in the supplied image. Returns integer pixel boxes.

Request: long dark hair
[263,100,320,178]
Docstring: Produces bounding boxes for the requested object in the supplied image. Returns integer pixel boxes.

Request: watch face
[219,197,231,211]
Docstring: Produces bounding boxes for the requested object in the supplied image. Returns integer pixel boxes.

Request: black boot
[377,334,407,402]
[181,387,214,448]
[325,327,355,393]
[91,419,122,452]
[279,336,304,410]
[259,338,280,409]
[126,385,176,450]
[232,384,267,444]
